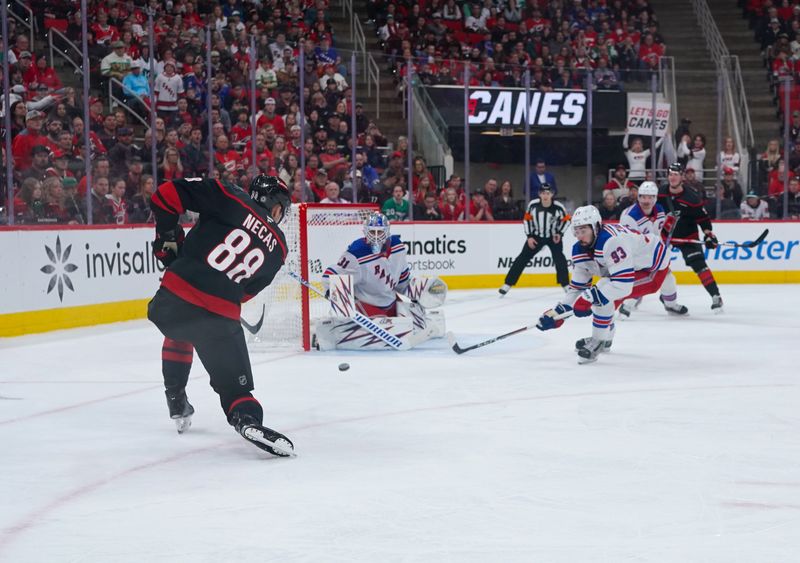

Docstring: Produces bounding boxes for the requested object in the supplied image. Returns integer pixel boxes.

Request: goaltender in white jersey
[313,212,447,350]
[617,181,687,317]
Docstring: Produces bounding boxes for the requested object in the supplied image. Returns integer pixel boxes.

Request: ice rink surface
[1,284,799,562]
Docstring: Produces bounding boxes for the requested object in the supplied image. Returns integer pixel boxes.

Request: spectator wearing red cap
[718,167,744,207]
[12,110,49,170]
[46,150,75,181]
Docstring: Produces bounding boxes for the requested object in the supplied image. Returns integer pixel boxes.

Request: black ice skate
[575,337,613,354]
[232,413,295,457]
[165,389,194,434]
[576,338,606,364]
[660,295,689,315]
[618,304,632,318]
[498,284,510,296]
[711,295,724,313]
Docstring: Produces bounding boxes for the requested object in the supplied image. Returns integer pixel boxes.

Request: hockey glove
[704,232,719,249]
[661,212,679,241]
[536,303,573,331]
[582,285,609,306]
[153,227,185,267]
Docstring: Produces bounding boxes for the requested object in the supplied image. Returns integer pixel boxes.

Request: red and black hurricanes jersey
[150,177,287,320]
[657,184,713,243]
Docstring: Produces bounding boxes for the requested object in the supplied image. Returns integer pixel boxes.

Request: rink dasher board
[0,221,797,336]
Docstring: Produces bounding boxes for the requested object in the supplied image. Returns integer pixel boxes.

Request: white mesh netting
[244,203,376,350]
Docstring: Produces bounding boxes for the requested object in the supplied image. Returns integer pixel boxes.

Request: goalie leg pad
[313,316,416,351]
[397,301,446,338]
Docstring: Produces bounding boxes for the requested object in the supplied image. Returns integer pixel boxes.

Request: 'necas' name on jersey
[242,213,279,253]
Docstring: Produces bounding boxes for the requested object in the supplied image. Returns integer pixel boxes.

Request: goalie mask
[364,212,390,253]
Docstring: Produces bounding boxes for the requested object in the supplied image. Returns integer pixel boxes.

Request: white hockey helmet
[571,205,602,240]
[638,181,659,197]
[364,212,391,253]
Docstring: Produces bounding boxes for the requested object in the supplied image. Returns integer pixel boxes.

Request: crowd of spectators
[372,0,667,92]
[2,0,417,224]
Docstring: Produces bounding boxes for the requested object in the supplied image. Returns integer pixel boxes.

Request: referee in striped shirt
[499,184,570,295]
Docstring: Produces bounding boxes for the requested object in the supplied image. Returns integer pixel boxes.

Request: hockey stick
[447,326,536,354]
[241,304,266,335]
[670,228,769,249]
[447,309,576,354]
[287,272,408,350]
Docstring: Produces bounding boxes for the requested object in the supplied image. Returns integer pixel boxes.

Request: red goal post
[244,202,378,351]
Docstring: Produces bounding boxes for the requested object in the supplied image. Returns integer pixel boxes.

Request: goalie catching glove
[153,227,185,267]
[405,276,448,309]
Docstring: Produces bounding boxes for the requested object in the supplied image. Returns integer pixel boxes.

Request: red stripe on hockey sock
[162,350,193,363]
[699,269,716,286]
[164,338,193,353]
[228,395,260,414]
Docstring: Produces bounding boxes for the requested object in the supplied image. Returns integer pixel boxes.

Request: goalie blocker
[313,274,447,350]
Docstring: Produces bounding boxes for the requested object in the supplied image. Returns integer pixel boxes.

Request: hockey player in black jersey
[147,174,295,457]
[659,163,724,312]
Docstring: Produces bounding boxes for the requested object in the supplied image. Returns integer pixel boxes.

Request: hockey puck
[338,363,350,372]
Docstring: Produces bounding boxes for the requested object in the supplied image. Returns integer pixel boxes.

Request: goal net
[243,203,377,351]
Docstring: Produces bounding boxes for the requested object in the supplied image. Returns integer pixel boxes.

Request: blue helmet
[364,212,390,253]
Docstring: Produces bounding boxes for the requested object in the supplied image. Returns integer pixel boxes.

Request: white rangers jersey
[619,202,666,236]
[323,235,411,308]
[564,224,668,306]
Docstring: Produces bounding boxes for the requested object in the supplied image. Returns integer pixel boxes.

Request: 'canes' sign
[626,93,671,137]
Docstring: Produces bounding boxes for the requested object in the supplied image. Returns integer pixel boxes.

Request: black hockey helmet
[250,174,290,224]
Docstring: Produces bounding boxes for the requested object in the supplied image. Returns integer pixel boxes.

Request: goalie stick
[670,228,769,249]
[240,304,266,335]
[287,272,409,350]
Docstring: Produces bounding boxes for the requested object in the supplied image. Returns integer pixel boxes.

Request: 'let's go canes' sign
[626,93,671,137]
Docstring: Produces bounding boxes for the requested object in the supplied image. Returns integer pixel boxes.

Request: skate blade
[243,427,297,458]
[665,309,689,316]
[577,354,599,365]
[172,415,192,434]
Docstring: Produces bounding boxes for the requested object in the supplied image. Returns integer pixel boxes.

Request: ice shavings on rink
[1,285,799,562]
